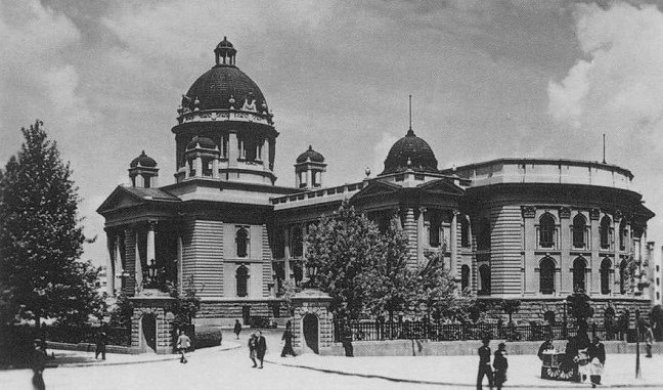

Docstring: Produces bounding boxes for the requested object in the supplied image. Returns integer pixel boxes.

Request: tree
[362,216,413,322]
[0,120,104,328]
[305,201,382,319]
[566,291,593,348]
[410,251,457,321]
[167,277,201,331]
[500,299,521,325]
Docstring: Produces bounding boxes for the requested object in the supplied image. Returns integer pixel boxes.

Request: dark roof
[381,129,438,175]
[296,145,325,163]
[183,64,267,112]
[186,136,217,150]
[130,150,157,168]
[216,36,234,49]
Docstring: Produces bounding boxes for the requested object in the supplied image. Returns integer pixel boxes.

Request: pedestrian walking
[645,324,654,358]
[588,336,605,388]
[176,329,191,364]
[95,328,107,360]
[341,324,353,357]
[256,330,267,368]
[31,339,47,390]
[476,336,493,390]
[234,319,242,340]
[280,321,296,357]
[248,332,258,368]
[493,343,508,390]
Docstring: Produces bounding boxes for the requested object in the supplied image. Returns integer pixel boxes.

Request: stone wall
[130,298,175,354]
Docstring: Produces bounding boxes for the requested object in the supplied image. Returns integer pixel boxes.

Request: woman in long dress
[588,336,606,388]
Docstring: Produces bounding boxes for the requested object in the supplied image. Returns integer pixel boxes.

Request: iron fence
[333,319,625,343]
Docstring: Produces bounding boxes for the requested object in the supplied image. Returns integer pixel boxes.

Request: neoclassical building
[98,38,654,352]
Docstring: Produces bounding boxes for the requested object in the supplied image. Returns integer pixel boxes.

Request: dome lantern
[215,36,237,66]
[295,145,326,189]
[129,150,159,188]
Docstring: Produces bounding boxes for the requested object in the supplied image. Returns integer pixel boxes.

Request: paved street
[1,331,662,389]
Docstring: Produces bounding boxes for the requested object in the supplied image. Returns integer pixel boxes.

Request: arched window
[461,265,470,291]
[619,220,627,250]
[479,264,491,295]
[236,227,249,258]
[619,260,627,294]
[477,218,491,251]
[540,257,555,295]
[600,258,611,294]
[539,213,555,248]
[236,265,249,297]
[460,217,470,247]
[573,214,586,248]
[573,257,586,293]
[600,216,611,249]
[291,227,303,257]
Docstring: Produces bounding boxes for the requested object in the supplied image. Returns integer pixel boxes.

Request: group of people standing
[476,337,508,390]
[538,334,606,387]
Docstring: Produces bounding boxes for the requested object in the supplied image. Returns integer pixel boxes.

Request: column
[106,231,115,296]
[263,140,270,168]
[403,208,417,267]
[417,208,426,267]
[306,169,312,189]
[123,228,135,295]
[194,156,203,178]
[135,228,143,294]
[450,211,458,282]
[177,234,183,294]
[559,208,571,294]
[521,206,536,294]
[284,228,291,282]
[590,209,600,295]
[212,156,220,179]
[115,233,124,295]
[228,132,238,167]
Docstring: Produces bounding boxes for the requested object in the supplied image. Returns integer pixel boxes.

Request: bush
[194,327,223,349]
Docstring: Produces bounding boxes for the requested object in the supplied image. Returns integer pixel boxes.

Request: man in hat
[493,342,508,390]
[477,336,493,390]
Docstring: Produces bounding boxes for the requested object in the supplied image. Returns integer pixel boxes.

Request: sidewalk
[266,353,663,388]
[41,341,241,368]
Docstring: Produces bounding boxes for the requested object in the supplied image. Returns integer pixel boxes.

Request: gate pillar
[291,289,333,353]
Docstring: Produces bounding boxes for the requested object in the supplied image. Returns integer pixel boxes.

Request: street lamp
[305,262,318,288]
[148,259,157,287]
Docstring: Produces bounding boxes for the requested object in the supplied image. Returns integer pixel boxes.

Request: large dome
[381,129,438,175]
[181,38,268,113]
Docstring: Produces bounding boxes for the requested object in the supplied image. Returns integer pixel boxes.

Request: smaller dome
[186,136,217,150]
[216,36,234,49]
[130,150,157,168]
[296,145,325,163]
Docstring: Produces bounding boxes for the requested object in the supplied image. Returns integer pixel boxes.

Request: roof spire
[407,95,415,136]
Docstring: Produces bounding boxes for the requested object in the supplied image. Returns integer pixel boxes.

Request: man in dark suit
[256,330,267,369]
[477,336,493,390]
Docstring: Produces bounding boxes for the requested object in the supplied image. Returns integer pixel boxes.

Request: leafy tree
[305,201,382,319]
[109,293,134,328]
[362,216,413,322]
[410,251,457,320]
[566,292,593,347]
[0,120,104,328]
[167,277,200,331]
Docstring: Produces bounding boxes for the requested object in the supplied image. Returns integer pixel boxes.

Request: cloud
[548,2,663,139]
[548,1,663,244]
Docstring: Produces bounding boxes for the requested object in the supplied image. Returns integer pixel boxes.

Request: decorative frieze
[558,207,571,219]
[590,209,600,220]
[521,206,536,219]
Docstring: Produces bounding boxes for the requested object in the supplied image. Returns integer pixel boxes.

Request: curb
[265,359,663,389]
[55,342,242,368]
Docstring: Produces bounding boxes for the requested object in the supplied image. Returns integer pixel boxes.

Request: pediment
[417,179,465,196]
[350,180,401,201]
[97,186,148,214]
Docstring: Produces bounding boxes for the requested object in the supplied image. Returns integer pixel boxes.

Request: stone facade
[130,298,175,354]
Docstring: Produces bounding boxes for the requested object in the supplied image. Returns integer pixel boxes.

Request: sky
[3,0,663,266]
